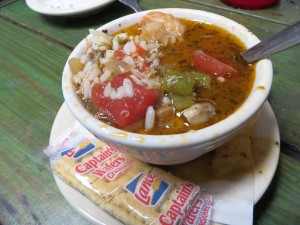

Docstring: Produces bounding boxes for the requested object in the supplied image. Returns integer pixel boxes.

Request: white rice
[99,45,108,51]
[146,42,160,51]
[123,78,134,97]
[147,52,158,63]
[141,77,161,89]
[129,74,143,85]
[73,75,81,85]
[77,71,85,79]
[116,86,126,99]
[139,40,147,50]
[72,27,165,128]
[117,33,128,40]
[103,82,112,97]
[123,55,135,66]
[109,88,117,100]
[152,58,160,66]
[105,50,115,59]
[93,76,100,83]
[134,35,140,44]
[80,55,88,64]
[100,69,112,83]
[131,69,144,79]
[83,61,92,73]
[99,58,110,64]
[123,41,136,55]
[82,78,91,100]
[145,106,155,130]
[112,37,119,50]
[103,78,134,100]
[87,66,100,81]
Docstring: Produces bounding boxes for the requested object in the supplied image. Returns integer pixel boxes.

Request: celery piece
[163,70,195,96]
[171,94,195,110]
[187,72,211,88]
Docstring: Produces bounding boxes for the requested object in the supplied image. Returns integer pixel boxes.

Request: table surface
[1,0,300,224]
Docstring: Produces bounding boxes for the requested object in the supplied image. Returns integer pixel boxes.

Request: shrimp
[138,11,186,46]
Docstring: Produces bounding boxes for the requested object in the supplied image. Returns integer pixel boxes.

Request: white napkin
[165,130,254,225]
[203,176,253,225]
[204,134,254,225]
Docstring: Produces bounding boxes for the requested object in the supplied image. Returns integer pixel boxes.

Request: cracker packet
[45,121,213,225]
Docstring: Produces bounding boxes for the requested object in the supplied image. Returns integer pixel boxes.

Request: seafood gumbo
[68,12,255,135]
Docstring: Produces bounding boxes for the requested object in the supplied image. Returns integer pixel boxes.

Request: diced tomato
[193,50,238,79]
[113,49,126,61]
[113,44,150,73]
[91,72,158,127]
[135,44,147,58]
[139,61,152,73]
[113,44,146,61]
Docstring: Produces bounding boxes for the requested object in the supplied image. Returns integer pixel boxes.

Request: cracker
[90,154,153,198]
[50,124,204,225]
[53,163,108,205]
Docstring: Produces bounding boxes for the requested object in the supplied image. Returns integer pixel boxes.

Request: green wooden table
[1,0,300,224]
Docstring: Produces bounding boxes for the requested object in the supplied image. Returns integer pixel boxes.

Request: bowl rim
[62,8,273,149]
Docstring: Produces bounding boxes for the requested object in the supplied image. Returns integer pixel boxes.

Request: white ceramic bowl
[62,8,273,165]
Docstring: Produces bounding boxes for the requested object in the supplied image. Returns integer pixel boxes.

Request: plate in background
[26,0,115,16]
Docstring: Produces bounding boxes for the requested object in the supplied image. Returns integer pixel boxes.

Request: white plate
[49,101,280,224]
[26,0,115,16]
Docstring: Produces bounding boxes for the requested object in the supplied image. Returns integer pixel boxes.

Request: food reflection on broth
[68,12,255,135]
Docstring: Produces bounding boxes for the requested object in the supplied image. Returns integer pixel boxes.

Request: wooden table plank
[0,19,93,225]
[172,0,300,25]
[254,153,300,224]
[0,1,132,47]
[2,0,300,45]
[269,49,300,149]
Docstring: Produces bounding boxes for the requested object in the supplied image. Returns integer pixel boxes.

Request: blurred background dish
[26,0,115,16]
[221,0,279,10]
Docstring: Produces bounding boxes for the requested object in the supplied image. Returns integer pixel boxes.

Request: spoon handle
[118,0,142,13]
[241,20,300,63]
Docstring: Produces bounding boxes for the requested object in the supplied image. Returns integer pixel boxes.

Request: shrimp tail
[139,11,186,46]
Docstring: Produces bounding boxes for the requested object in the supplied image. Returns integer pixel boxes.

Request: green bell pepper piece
[163,70,211,96]
[187,72,211,88]
[163,70,195,96]
[171,94,195,110]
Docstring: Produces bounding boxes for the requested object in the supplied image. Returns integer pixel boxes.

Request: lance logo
[125,172,169,206]
[61,138,96,159]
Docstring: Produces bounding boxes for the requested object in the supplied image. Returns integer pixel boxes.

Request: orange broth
[86,19,255,135]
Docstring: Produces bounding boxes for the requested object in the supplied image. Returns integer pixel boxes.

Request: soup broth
[70,14,254,135]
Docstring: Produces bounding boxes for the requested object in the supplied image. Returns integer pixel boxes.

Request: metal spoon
[241,20,300,63]
[118,0,142,13]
